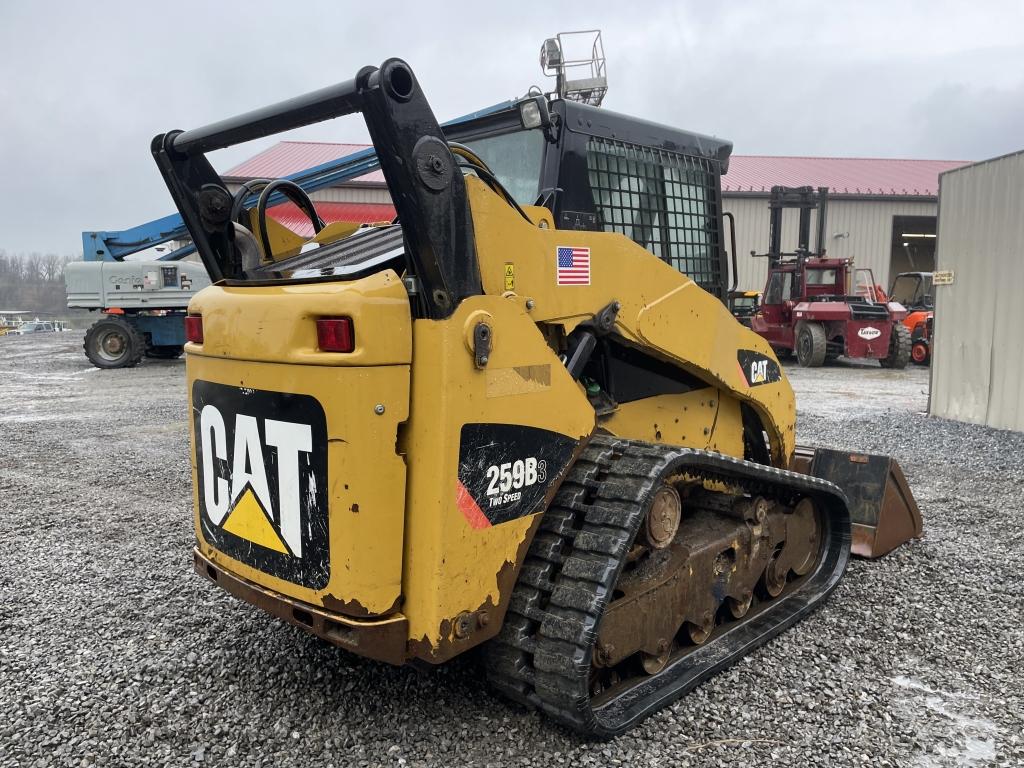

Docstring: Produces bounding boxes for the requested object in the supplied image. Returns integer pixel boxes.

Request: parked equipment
[65,259,210,367]
[1,311,29,335]
[729,290,760,327]
[156,57,921,738]
[747,187,911,368]
[888,271,933,365]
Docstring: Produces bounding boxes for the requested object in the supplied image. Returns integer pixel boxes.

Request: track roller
[485,435,850,738]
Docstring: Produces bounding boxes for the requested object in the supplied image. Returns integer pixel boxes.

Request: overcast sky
[1,0,1022,255]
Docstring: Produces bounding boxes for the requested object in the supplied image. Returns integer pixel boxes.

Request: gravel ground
[2,334,1022,767]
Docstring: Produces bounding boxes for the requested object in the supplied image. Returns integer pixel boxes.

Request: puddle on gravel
[7,369,91,382]
[892,676,999,766]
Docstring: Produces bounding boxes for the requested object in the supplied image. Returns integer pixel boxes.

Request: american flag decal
[556,246,591,285]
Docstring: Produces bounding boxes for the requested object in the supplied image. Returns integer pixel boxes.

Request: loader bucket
[792,446,923,558]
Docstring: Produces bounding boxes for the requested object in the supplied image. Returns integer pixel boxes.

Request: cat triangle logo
[221,485,290,554]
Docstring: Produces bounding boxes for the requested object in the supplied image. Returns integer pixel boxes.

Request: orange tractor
[886,272,933,365]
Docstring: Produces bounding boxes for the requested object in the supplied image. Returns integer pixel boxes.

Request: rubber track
[485,434,851,738]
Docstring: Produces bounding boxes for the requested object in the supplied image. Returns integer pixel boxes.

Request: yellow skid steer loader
[152,58,921,737]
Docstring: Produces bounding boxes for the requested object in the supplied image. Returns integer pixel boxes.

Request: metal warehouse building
[929,150,1024,433]
[722,156,967,292]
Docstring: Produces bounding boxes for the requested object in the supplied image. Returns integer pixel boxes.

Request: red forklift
[749,186,910,368]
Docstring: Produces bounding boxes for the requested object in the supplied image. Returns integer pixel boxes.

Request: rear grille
[849,301,890,320]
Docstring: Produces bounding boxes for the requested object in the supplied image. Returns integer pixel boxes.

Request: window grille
[586,137,723,292]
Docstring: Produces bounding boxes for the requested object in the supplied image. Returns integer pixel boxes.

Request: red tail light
[316,317,354,352]
[185,315,204,344]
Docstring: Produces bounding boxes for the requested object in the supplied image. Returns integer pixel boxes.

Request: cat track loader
[153,58,921,738]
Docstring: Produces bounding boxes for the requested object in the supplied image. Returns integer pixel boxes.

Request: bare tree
[0,251,79,313]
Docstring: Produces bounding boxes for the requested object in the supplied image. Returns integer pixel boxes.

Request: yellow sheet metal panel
[247,211,308,261]
[467,178,795,464]
[186,269,411,366]
[601,389,745,458]
[187,345,410,617]
[634,286,795,464]
[401,294,595,660]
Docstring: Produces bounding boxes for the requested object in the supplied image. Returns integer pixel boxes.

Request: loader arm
[152,59,480,318]
[85,102,514,263]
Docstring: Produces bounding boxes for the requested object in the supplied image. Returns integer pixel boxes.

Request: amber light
[184,315,204,344]
[316,317,354,352]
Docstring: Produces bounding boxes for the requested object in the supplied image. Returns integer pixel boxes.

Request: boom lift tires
[83,315,145,369]
[795,322,827,368]
[880,323,911,370]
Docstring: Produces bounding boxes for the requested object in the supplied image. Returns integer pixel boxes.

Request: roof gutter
[722,190,938,203]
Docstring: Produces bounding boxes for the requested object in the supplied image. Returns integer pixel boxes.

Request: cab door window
[764,272,793,305]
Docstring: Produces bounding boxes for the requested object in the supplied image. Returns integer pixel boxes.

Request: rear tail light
[316,317,354,353]
[185,315,204,344]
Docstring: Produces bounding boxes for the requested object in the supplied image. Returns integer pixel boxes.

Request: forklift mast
[763,186,829,267]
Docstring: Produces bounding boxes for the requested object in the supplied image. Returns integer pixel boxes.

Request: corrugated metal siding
[723,196,936,292]
[930,150,1024,432]
[309,187,392,204]
[224,184,391,205]
[268,201,396,236]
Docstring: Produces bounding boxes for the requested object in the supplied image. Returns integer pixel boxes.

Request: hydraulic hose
[255,179,324,260]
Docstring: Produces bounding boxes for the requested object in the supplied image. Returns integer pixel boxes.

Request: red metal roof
[268,201,396,237]
[722,156,969,197]
[223,141,385,184]
[229,141,970,199]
